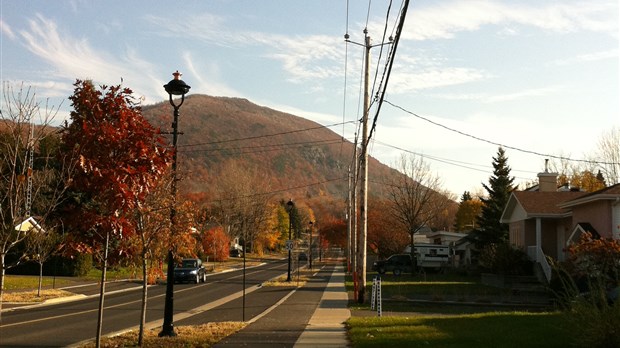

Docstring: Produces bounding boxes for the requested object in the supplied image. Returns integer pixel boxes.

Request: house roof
[500,191,587,223]
[558,183,620,209]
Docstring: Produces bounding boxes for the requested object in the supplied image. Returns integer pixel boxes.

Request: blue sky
[1,1,618,196]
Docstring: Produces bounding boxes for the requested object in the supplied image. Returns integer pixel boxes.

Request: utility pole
[351,134,358,295]
[347,0,409,304]
[357,33,371,303]
[346,165,352,273]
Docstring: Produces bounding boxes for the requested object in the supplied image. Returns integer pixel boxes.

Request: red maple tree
[61,80,171,254]
[60,80,171,346]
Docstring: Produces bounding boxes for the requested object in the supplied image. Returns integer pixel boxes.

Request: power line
[367,0,409,143]
[384,99,619,166]
[179,138,350,156]
[176,120,355,148]
[207,176,347,203]
[372,140,538,182]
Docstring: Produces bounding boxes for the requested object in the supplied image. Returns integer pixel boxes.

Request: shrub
[72,253,93,277]
[555,233,620,347]
[478,242,532,275]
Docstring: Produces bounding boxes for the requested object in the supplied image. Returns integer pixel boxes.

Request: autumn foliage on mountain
[142,95,403,205]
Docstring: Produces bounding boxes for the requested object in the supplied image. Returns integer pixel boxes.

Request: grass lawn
[347,272,514,309]
[3,275,75,291]
[346,271,572,347]
[348,311,573,348]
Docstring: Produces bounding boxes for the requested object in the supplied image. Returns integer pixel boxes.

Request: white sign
[285,240,294,250]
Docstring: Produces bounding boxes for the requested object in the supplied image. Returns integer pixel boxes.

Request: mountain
[142,95,407,205]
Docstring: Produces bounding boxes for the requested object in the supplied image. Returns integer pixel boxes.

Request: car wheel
[202,273,207,283]
[393,268,402,276]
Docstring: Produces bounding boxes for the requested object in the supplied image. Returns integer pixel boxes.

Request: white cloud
[182,51,243,98]
[397,0,618,41]
[17,14,163,103]
[430,85,564,103]
[1,20,15,40]
[389,67,489,92]
[551,49,619,66]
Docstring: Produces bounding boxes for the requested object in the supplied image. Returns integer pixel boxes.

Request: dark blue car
[173,258,207,284]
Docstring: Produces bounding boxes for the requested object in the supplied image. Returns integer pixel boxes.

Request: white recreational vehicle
[404,243,451,270]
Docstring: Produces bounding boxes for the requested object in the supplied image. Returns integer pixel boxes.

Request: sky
[1,1,618,197]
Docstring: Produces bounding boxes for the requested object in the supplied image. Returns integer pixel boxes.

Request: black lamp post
[286,199,294,282]
[308,221,313,270]
[159,71,190,337]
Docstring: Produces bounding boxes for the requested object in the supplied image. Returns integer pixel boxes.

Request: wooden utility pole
[357,34,371,304]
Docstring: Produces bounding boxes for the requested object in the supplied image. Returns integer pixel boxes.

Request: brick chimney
[538,159,558,192]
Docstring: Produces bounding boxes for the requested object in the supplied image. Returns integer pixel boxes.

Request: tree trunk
[138,252,148,347]
[95,231,110,348]
[37,260,43,297]
[0,253,6,323]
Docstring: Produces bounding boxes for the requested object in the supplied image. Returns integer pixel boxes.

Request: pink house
[500,170,620,282]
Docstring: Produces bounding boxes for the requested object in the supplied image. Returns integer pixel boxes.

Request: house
[500,169,620,282]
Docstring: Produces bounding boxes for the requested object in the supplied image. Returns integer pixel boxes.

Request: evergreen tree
[469,147,514,248]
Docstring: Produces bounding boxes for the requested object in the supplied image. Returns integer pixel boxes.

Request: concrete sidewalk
[294,265,351,347]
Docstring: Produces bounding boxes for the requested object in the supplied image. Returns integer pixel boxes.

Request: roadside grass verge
[78,322,246,348]
[3,275,75,291]
[2,289,75,303]
[347,311,573,348]
[263,269,314,287]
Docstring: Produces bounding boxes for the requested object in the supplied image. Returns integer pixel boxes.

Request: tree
[61,80,170,347]
[208,161,273,254]
[24,227,62,296]
[202,226,230,261]
[386,154,452,271]
[453,191,483,232]
[319,215,347,248]
[0,83,73,313]
[255,203,286,255]
[367,197,409,258]
[122,175,173,347]
[594,126,620,185]
[469,147,515,248]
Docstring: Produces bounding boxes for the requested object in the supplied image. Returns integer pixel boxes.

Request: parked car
[372,254,415,276]
[298,252,308,262]
[230,249,243,258]
[174,258,207,284]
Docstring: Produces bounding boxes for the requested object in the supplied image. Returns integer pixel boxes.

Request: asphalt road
[0,259,303,347]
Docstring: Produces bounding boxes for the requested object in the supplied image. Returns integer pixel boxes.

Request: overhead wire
[179,138,351,156]
[368,0,394,111]
[372,140,540,182]
[383,99,619,166]
[207,177,348,204]
[176,120,354,148]
[367,0,409,143]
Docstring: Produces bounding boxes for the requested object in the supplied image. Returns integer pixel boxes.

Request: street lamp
[308,221,313,270]
[159,71,190,338]
[286,199,294,282]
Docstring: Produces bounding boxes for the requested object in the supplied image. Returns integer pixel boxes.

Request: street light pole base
[158,326,177,337]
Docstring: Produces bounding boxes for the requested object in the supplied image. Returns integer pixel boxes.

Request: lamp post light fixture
[159,71,191,338]
[286,199,295,282]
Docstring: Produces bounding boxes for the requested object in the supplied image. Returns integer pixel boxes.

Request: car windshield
[182,260,197,268]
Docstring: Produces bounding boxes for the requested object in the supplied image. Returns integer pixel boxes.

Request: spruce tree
[470,147,514,248]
